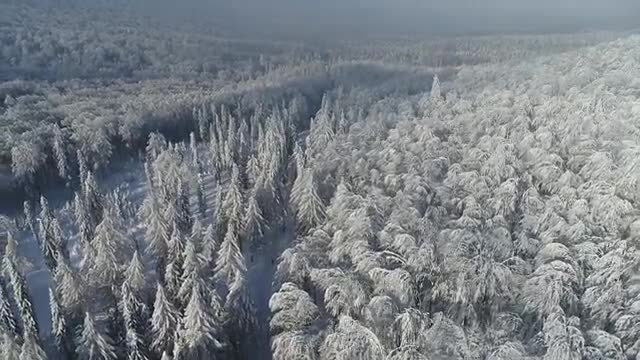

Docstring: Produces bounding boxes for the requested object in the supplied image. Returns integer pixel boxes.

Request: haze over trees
[2,0,640,359]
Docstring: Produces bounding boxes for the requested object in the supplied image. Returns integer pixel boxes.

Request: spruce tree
[225,269,257,360]
[201,224,219,277]
[121,283,149,360]
[50,287,73,358]
[1,333,20,360]
[290,168,325,233]
[0,281,17,336]
[178,282,224,359]
[177,235,204,307]
[73,192,93,251]
[54,257,84,313]
[242,190,266,251]
[164,227,185,298]
[82,171,103,229]
[52,125,70,182]
[223,164,244,235]
[214,224,244,286]
[77,312,117,360]
[22,201,37,244]
[150,283,179,357]
[142,193,169,282]
[88,206,131,290]
[18,335,47,360]
[3,257,38,337]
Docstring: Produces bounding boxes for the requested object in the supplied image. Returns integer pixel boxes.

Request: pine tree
[3,232,17,263]
[0,281,17,336]
[54,257,84,313]
[40,216,63,271]
[290,168,325,233]
[53,125,70,182]
[3,257,38,337]
[121,283,149,360]
[150,283,179,357]
[242,190,266,251]
[18,335,46,360]
[50,287,73,358]
[177,220,204,300]
[88,206,131,290]
[73,192,93,250]
[77,149,88,184]
[22,201,37,244]
[77,312,117,360]
[1,333,20,360]
[178,282,224,359]
[124,251,147,297]
[202,224,219,276]
[225,268,257,360]
[190,132,200,174]
[142,192,169,281]
[83,171,103,228]
[146,133,168,162]
[165,227,186,298]
[223,164,244,235]
[195,172,207,219]
[430,74,443,102]
[214,224,244,286]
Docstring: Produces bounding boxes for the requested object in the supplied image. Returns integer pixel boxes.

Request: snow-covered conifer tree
[178,282,224,359]
[150,283,179,357]
[0,282,17,336]
[1,333,20,360]
[18,335,47,360]
[290,168,325,233]
[53,125,70,182]
[77,312,117,360]
[3,257,38,337]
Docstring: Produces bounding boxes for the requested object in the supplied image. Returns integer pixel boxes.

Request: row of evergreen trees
[1,87,334,359]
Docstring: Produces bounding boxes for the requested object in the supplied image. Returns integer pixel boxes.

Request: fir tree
[88,206,131,290]
[142,192,169,282]
[1,333,20,360]
[54,257,84,313]
[242,190,266,251]
[223,164,244,235]
[290,168,325,233]
[73,192,93,250]
[201,224,219,276]
[0,281,17,336]
[4,257,38,337]
[430,73,443,102]
[121,283,149,360]
[50,287,73,358]
[77,149,88,184]
[18,335,46,360]
[22,201,37,244]
[150,283,179,357]
[214,224,244,286]
[53,125,70,182]
[77,312,117,360]
[225,268,257,360]
[178,282,224,359]
[83,171,103,229]
[165,227,186,298]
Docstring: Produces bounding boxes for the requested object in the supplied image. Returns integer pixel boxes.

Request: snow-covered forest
[3,1,640,359]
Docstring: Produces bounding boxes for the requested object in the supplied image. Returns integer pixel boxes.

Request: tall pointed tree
[3,256,38,337]
[150,283,179,357]
[77,312,117,360]
[178,282,224,359]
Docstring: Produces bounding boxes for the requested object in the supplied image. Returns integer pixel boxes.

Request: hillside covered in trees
[2,1,640,360]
